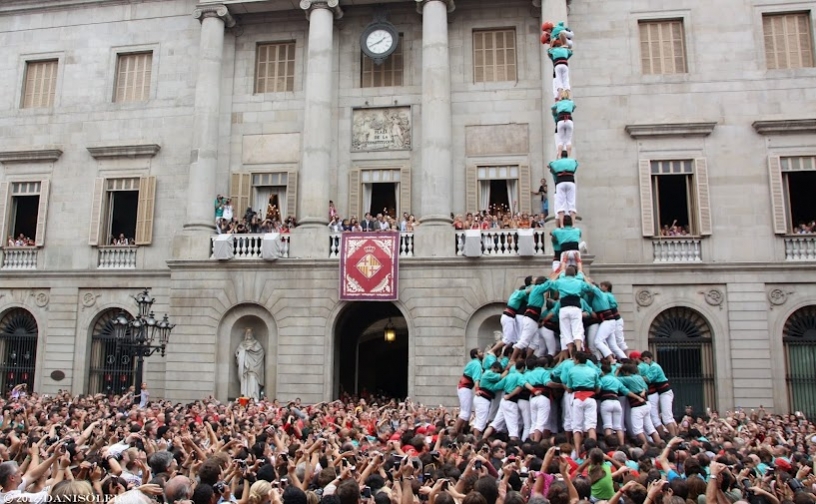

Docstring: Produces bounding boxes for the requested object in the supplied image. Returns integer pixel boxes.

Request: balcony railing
[1,247,38,270]
[210,234,291,259]
[455,229,548,257]
[329,232,414,258]
[652,238,702,263]
[785,235,816,261]
[97,246,137,269]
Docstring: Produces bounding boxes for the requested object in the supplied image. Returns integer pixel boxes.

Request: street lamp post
[112,289,175,393]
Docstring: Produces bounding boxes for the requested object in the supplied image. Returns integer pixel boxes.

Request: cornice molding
[86,144,161,159]
[625,122,717,139]
[300,0,344,20]
[416,0,456,14]
[0,149,63,164]
[752,119,816,135]
[193,3,236,28]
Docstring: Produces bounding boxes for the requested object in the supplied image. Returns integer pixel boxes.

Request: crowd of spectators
[794,222,816,235]
[5,234,34,247]
[215,195,297,235]
[2,383,816,504]
[328,202,418,233]
[658,222,691,238]
[453,212,549,232]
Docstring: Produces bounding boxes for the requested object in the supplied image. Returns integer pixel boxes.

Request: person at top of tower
[542,20,574,48]
[551,90,575,158]
[548,39,573,100]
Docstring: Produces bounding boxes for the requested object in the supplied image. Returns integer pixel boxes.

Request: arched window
[648,306,716,419]
[0,309,38,394]
[88,310,134,395]
[783,306,816,418]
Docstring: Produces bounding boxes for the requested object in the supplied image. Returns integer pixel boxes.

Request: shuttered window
[348,168,411,219]
[638,159,711,237]
[231,172,299,222]
[639,20,687,74]
[465,165,531,215]
[473,29,517,83]
[769,155,816,234]
[361,35,404,88]
[0,181,51,247]
[115,52,152,103]
[22,60,58,109]
[88,177,156,246]
[763,12,814,70]
[255,42,296,93]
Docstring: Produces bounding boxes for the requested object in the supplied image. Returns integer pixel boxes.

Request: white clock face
[366,29,394,55]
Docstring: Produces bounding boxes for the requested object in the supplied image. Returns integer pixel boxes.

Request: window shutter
[34,179,50,246]
[135,176,157,245]
[518,164,531,214]
[638,159,655,237]
[466,165,477,214]
[694,158,712,236]
[400,165,411,215]
[88,178,105,246]
[0,182,9,243]
[286,171,298,219]
[229,173,251,218]
[767,156,787,234]
[348,170,360,220]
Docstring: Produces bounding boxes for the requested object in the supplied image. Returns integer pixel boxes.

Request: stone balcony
[97,246,138,269]
[1,247,38,270]
[455,229,549,257]
[652,238,702,263]
[785,235,816,261]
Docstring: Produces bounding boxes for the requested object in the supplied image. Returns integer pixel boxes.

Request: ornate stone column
[288,0,342,259]
[175,5,234,260]
[412,0,455,257]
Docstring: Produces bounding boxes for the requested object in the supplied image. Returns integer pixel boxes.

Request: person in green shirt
[473,361,506,437]
[549,265,593,355]
[564,351,600,448]
[513,277,552,363]
[483,361,526,442]
[502,277,532,347]
[587,448,616,501]
[601,282,629,358]
[598,361,644,446]
[548,40,573,100]
[455,348,483,435]
[641,350,678,436]
[549,154,579,229]
[617,362,659,444]
[551,90,575,157]
[525,356,554,442]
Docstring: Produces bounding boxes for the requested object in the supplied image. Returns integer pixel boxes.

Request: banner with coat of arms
[339,232,399,301]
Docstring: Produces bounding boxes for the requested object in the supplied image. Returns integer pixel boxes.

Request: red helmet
[542,21,555,31]
[540,33,551,45]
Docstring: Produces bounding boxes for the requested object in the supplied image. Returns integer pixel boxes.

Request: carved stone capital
[415,0,456,14]
[300,0,344,20]
[192,4,236,28]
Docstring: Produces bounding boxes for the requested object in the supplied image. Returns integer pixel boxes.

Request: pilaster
[300,0,343,19]
[192,4,236,28]
[415,0,455,13]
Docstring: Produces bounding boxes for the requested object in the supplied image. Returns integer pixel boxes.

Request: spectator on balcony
[453,215,465,230]
[222,199,234,222]
[328,200,337,220]
[795,221,816,234]
[518,213,532,229]
[111,234,132,246]
[329,215,342,233]
[405,215,418,232]
[361,213,377,232]
[376,213,389,231]
[551,90,575,158]
[214,194,225,223]
[350,218,362,232]
[659,220,690,237]
[549,151,578,228]
[340,218,352,232]
[533,178,549,220]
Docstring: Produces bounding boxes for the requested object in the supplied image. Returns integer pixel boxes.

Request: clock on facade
[361,22,399,64]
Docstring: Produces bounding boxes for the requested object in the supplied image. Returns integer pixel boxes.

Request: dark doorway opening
[12,195,39,241]
[654,174,692,233]
[108,191,138,244]
[370,183,397,218]
[787,171,816,230]
[489,180,510,215]
[335,302,408,399]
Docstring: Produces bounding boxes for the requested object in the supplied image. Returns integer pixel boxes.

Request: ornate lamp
[383,319,396,343]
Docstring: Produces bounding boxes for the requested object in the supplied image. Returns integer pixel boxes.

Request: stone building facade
[0,0,815,415]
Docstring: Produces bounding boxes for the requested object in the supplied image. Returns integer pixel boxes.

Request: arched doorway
[783,305,816,418]
[335,302,408,399]
[0,309,38,394]
[648,306,716,419]
[88,309,135,395]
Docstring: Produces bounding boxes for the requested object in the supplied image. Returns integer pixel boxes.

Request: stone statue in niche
[352,107,412,152]
[235,327,264,400]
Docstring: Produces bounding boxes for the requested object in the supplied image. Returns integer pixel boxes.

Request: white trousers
[458,387,473,421]
[650,390,676,426]
[615,318,627,351]
[530,394,551,434]
[536,327,559,357]
[600,399,623,431]
[559,306,584,346]
[553,64,570,99]
[595,320,625,359]
[517,316,538,350]
[630,403,656,436]
[562,392,574,432]
[556,119,573,149]
[501,314,518,344]
[571,397,597,432]
[519,399,532,441]
[473,395,492,432]
[554,181,576,215]
[488,396,501,422]
[491,399,521,438]
[586,323,601,360]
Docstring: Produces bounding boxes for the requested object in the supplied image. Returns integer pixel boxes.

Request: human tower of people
[455,22,676,451]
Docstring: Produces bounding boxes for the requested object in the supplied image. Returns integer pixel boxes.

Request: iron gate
[0,309,38,395]
[784,306,816,418]
[88,310,135,395]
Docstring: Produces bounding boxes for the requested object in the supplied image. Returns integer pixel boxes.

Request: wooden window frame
[465,164,530,215]
[361,34,405,88]
[21,59,58,109]
[639,158,711,238]
[232,171,299,222]
[348,166,411,220]
[255,42,297,94]
[473,28,518,84]
[638,19,688,75]
[114,52,153,103]
[88,176,156,246]
[762,12,814,70]
[0,180,50,247]
[769,155,816,234]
